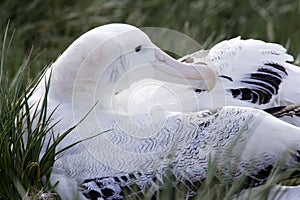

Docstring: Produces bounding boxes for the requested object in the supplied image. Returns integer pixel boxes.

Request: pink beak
[154,48,216,90]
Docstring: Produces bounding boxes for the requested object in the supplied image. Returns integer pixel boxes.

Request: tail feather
[264,104,300,118]
[264,104,300,126]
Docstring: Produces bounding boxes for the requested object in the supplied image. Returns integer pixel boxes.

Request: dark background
[1,0,299,78]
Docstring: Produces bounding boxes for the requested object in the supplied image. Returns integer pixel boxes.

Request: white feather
[125,37,300,124]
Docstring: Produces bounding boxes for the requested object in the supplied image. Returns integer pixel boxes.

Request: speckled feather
[78,106,300,199]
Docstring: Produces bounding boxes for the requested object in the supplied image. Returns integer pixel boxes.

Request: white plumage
[28,24,300,199]
[116,37,300,126]
[180,37,300,125]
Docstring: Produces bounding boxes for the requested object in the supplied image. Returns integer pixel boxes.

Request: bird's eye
[135,45,142,52]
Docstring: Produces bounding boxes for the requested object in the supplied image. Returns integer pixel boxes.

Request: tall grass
[0,24,55,199]
[0,25,83,199]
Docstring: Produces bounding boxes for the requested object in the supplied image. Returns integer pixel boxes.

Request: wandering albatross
[28,24,300,199]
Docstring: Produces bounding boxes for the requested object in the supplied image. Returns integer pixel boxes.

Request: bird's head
[46,24,216,108]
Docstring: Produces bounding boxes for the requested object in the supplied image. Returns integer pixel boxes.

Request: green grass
[0,24,55,199]
[1,0,300,199]
[0,24,84,200]
[1,0,299,78]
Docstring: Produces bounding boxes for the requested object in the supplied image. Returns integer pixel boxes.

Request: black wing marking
[82,172,161,200]
[81,161,300,199]
[229,62,288,105]
[219,75,233,82]
[264,104,300,118]
[81,171,204,199]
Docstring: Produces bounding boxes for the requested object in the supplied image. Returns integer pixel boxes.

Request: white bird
[28,24,300,199]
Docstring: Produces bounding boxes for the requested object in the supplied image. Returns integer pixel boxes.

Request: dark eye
[135,45,142,52]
